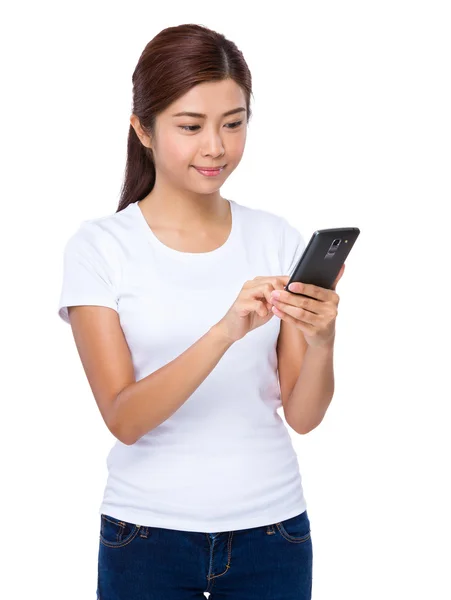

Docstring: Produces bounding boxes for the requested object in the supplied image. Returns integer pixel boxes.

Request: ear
[130,114,152,149]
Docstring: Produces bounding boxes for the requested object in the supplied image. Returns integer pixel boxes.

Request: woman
[58,23,342,600]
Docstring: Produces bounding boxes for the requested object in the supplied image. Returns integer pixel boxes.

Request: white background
[1,1,450,598]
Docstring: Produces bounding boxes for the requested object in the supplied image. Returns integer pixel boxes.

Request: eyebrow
[171,107,246,119]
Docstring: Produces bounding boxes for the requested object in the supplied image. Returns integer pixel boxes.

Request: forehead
[165,79,247,117]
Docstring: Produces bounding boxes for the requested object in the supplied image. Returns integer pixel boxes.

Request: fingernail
[271,291,281,299]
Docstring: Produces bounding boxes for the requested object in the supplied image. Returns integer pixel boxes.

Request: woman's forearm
[111,324,234,445]
[284,338,335,434]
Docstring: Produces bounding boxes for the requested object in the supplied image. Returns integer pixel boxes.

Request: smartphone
[284,227,360,297]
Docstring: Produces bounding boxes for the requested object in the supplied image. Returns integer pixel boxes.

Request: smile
[193,166,225,177]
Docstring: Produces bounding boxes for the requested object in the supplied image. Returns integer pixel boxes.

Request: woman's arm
[111,324,234,445]
[283,338,335,434]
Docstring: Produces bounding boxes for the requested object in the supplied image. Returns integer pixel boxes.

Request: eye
[178,125,200,132]
[225,120,243,129]
[178,121,243,132]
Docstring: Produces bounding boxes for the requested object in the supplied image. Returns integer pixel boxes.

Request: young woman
[58,23,342,600]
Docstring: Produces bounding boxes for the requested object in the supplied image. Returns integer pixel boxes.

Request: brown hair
[116,24,254,213]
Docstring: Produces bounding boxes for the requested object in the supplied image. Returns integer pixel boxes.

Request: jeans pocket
[276,510,311,544]
[99,514,141,548]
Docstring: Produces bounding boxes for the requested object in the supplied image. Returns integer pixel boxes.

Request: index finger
[247,276,290,295]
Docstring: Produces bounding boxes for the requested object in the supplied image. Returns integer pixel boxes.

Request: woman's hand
[269,264,345,348]
[215,275,291,343]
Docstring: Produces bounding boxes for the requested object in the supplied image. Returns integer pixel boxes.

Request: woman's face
[133,78,248,193]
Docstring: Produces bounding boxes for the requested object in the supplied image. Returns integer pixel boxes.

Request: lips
[193,165,225,177]
[192,166,226,171]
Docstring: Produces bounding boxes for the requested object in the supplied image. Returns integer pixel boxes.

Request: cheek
[228,131,247,162]
[165,138,191,164]
[161,137,193,166]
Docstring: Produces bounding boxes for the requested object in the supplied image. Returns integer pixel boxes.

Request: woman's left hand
[270,263,345,348]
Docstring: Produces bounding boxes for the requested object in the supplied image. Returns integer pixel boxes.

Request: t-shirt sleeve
[57,221,119,324]
[279,217,307,276]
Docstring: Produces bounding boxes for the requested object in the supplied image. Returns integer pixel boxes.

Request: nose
[201,129,225,158]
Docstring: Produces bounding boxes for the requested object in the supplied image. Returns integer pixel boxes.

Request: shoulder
[64,204,133,256]
[233,199,289,236]
[240,201,302,244]
[233,199,304,254]
[64,219,109,259]
[62,213,129,286]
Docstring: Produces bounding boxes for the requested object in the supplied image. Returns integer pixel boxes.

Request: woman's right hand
[214,275,291,343]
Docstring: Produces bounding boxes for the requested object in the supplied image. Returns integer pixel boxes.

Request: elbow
[300,418,323,435]
[109,420,136,446]
[289,418,322,436]
[119,431,137,446]
[111,413,146,446]
[297,425,315,435]
[108,405,136,446]
[294,424,312,435]
[108,387,138,446]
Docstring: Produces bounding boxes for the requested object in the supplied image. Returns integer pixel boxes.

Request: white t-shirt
[57,198,307,533]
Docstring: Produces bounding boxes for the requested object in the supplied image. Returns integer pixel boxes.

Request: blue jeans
[97,509,313,599]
